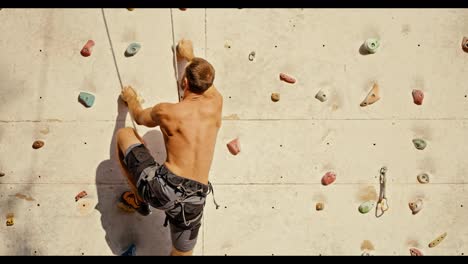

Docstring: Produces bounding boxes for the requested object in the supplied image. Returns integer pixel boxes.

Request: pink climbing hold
[279,73,296,84]
[409,248,423,256]
[80,40,95,57]
[227,138,241,155]
[321,171,336,186]
[412,89,424,105]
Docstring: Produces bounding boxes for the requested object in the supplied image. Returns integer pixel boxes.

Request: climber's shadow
[94,97,170,255]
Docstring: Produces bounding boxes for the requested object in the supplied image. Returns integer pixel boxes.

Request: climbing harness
[375,166,389,217]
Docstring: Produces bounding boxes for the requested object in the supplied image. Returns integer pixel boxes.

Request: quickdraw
[376,166,389,217]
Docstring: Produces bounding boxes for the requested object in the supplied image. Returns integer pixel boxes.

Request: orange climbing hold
[279,73,296,84]
[80,40,95,57]
[360,83,380,107]
[75,190,88,202]
[321,171,336,186]
[32,140,44,149]
[462,37,468,53]
[227,138,241,155]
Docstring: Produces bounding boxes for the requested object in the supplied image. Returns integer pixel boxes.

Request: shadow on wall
[94,96,170,256]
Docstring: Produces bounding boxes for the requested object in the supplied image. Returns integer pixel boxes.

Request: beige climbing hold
[316,202,324,211]
[227,138,241,155]
[271,93,280,102]
[417,173,430,184]
[360,83,380,107]
[32,140,44,149]
[279,73,296,84]
[428,232,447,248]
[408,199,423,215]
[315,90,327,102]
[6,214,14,227]
[409,248,423,256]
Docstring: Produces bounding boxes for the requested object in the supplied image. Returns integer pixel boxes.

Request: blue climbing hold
[78,92,95,108]
[121,244,136,256]
[125,43,141,57]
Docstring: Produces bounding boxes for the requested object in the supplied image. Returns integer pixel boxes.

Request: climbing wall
[1,8,467,255]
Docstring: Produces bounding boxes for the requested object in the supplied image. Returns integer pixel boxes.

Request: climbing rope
[169,8,182,102]
[101,8,138,132]
[375,166,389,217]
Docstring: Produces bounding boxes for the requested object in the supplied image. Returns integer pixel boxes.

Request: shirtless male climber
[116,39,222,256]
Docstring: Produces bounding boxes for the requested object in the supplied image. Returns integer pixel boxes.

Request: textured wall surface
[0,8,467,255]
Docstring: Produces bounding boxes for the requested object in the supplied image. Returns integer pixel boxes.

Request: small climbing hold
[417,173,430,184]
[279,73,296,84]
[248,51,255,61]
[75,191,88,202]
[412,89,424,105]
[409,248,424,256]
[412,138,427,150]
[316,202,324,211]
[32,140,44,149]
[428,232,447,248]
[462,37,468,53]
[127,8,134,11]
[224,41,231,49]
[361,251,371,256]
[227,138,241,155]
[321,171,336,186]
[358,201,375,214]
[0,172,5,177]
[360,83,380,107]
[315,90,327,102]
[364,38,380,54]
[80,40,95,57]
[408,199,423,215]
[121,244,136,256]
[125,43,141,57]
[179,8,187,11]
[6,214,14,226]
[271,93,280,102]
[78,92,95,108]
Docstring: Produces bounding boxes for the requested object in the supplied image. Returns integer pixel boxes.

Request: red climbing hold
[80,40,95,57]
[75,190,88,202]
[412,89,424,105]
[279,73,296,84]
[179,8,187,11]
[321,171,336,186]
[227,138,241,155]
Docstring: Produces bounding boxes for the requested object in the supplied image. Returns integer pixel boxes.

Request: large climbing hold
[80,40,95,57]
[462,37,468,53]
[279,73,296,84]
[227,138,241,155]
[32,140,44,149]
[409,248,423,256]
[315,90,327,102]
[417,173,430,184]
[360,83,380,107]
[321,171,336,186]
[412,138,427,150]
[358,201,375,214]
[428,232,447,248]
[408,199,423,215]
[125,43,141,57]
[412,89,424,105]
[78,92,95,108]
[364,38,380,54]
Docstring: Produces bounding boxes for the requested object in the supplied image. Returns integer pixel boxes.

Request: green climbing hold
[78,92,95,108]
[412,138,427,150]
[364,38,380,54]
[358,201,374,214]
[125,43,141,57]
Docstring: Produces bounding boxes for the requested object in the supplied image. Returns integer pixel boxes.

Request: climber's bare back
[155,86,222,185]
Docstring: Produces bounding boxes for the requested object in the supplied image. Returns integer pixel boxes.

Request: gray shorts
[124,143,208,252]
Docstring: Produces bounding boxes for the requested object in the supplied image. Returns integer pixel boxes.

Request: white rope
[101,8,139,131]
[170,8,181,102]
